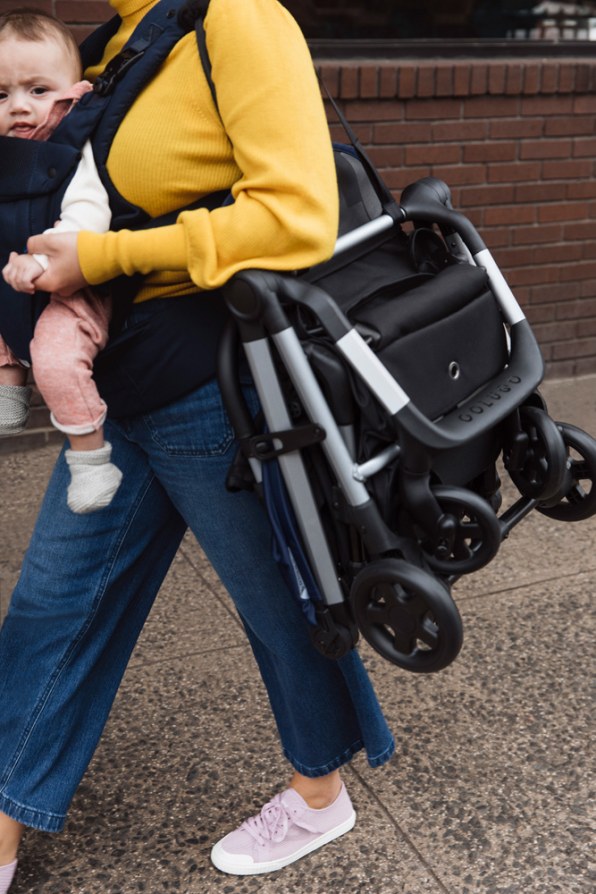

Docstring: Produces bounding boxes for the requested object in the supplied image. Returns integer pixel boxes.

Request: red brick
[513,224,564,245]
[541,159,593,180]
[522,63,540,94]
[430,164,486,187]
[574,95,596,114]
[553,337,596,359]
[405,99,461,120]
[373,122,432,144]
[340,66,359,100]
[488,64,507,95]
[521,96,575,116]
[464,97,520,118]
[539,63,559,94]
[464,142,517,163]
[544,116,595,136]
[490,119,543,139]
[347,100,405,122]
[488,161,541,183]
[559,261,596,283]
[397,67,417,99]
[379,66,397,99]
[458,184,516,207]
[515,182,567,203]
[573,138,596,157]
[564,222,596,241]
[453,64,471,97]
[538,202,590,223]
[567,181,596,199]
[469,64,488,95]
[484,206,537,226]
[57,1,107,21]
[359,65,379,99]
[433,120,488,142]
[405,144,460,166]
[435,63,454,98]
[520,139,572,160]
[505,64,524,95]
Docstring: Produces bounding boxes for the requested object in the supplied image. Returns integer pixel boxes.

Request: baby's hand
[2,252,44,294]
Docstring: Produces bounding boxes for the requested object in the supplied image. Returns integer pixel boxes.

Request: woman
[0,0,394,885]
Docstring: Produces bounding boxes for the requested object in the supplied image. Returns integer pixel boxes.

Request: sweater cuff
[78,225,188,285]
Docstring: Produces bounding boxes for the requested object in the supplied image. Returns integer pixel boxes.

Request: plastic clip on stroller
[217,144,596,677]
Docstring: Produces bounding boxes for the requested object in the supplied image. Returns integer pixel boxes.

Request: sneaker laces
[242,793,317,846]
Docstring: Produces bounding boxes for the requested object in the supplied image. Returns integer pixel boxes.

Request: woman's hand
[25,232,88,296]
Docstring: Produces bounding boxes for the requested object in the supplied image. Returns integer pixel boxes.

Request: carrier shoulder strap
[189,0,400,221]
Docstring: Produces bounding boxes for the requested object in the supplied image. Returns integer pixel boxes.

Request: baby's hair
[0,7,82,77]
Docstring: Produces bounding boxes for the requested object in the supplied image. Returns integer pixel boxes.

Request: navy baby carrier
[0,0,228,414]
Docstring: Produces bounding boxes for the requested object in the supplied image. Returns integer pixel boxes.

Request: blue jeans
[0,378,394,832]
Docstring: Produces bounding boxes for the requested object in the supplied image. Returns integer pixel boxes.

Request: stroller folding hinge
[309,602,359,660]
[245,424,326,461]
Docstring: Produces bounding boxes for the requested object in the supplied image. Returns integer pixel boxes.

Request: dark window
[283,1,596,54]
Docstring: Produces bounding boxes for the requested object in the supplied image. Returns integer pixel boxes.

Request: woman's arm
[77,0,339,291]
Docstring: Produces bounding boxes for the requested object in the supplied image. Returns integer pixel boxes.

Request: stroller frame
[217,160,596,674]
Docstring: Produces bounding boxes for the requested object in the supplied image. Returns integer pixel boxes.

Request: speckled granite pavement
[1,376,594,894]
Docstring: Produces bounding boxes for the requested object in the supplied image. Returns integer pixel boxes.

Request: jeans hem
[366,736,396,768]
[283,740,364,777]
[0,791,65,832]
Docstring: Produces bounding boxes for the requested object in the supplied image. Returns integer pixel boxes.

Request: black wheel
[421,485,502,575]
[350,558,463,673]
[538,423,596,521]
[508,405,568,501]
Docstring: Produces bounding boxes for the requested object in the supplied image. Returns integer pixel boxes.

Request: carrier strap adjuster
[93,25,164,96]
[245,424,326,461]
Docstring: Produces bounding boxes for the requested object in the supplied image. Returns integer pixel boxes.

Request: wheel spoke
[417,615,439,648]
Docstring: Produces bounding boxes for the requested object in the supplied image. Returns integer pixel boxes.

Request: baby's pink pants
[0,290,111,434]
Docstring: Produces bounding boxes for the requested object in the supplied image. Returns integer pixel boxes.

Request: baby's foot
[65,441,123,514]
[0,385,31,435]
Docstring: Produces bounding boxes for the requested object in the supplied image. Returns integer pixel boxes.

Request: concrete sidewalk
[1,376,594,894]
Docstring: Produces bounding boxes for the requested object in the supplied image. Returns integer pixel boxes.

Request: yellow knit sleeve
[78,0,339,291]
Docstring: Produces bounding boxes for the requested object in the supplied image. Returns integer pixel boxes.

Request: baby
[0,8,121,514]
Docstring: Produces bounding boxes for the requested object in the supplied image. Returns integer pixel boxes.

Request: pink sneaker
[210,783,356,875]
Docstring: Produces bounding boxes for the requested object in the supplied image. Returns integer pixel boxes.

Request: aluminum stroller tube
[473,249,526,326]
[333,214,395,257]
[243,337,347,606]
[272,327,374,507]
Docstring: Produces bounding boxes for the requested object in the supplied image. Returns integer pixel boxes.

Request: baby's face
[0,34,80,137]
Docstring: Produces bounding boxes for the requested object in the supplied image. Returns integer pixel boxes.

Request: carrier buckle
[246,424,326,460]
[93,48,146,95]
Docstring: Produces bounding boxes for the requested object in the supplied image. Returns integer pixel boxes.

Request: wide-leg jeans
[0,378,394,832]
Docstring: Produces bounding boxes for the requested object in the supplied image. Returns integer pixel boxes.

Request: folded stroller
[217,133,596,674]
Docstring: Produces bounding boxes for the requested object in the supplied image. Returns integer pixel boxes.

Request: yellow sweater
[79,0,339,301]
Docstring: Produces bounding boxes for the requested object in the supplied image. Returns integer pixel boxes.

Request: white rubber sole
[210,810,357,875]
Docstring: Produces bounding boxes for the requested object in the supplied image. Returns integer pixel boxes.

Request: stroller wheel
[350,559,463,673]
[508,405,567,501]
[422,485,502,575]
[537,423,596,522]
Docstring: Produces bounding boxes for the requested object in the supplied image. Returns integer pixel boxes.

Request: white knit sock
[0,859,17,894]
[65,441,123,514]
[0,384,31,435]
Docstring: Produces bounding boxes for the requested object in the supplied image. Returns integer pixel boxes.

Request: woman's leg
[129,380,394,778]
[0,813,22,864]
[0,425,186,833]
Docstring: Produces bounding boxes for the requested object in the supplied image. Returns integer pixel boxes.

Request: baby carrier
[216,97,596,674]
[0,0,227,415]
